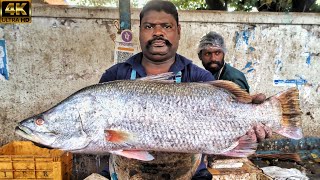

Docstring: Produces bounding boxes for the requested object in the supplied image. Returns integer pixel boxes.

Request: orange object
[117,47,135,52]
[0,141,72,179]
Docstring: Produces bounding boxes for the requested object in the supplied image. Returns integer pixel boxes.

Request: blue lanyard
[175,71,182,83]
[130,69,181,83]
[130,69,137,80]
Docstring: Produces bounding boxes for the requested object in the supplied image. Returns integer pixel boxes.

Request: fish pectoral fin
[206,80,252,103]
[105,130,137,144]
[110,150,154,161]
[219,135,258,157]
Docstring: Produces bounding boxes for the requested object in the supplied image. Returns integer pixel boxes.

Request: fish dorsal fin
[137,72,175,83]
[207,80,252,103]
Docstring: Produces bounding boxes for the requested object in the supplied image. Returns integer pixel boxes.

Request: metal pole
[119,0,131,31]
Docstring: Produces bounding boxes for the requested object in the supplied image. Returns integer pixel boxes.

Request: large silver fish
[15,73,303,161]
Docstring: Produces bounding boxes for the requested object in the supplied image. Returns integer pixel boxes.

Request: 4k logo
[1,0,31,23]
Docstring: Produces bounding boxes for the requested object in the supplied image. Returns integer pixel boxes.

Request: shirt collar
[168,54,188,73]
[214,61,226,80]
[126,53,190,76]
[126,53,147,77]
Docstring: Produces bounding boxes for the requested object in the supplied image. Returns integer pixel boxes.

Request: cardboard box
[208,157,272,180]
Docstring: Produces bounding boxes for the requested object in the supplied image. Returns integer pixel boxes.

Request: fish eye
[35,118,44,126]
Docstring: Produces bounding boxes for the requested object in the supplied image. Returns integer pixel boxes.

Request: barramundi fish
[15,73,303,161]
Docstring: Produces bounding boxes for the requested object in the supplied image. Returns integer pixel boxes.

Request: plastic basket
[0,141,72,179]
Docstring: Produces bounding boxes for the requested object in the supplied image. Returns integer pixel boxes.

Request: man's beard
[146,36,172,50]
[202,58,225,74]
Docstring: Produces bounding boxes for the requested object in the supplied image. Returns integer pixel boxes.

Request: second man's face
[201,47,225,74]
[139,10,181,62]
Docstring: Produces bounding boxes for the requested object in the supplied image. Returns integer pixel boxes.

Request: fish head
[15,96,93,151]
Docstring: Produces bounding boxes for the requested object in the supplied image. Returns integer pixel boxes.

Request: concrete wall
[0,4,319,178]
[1,4,320,144]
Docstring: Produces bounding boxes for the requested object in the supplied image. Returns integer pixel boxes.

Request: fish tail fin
[274,87,303,140]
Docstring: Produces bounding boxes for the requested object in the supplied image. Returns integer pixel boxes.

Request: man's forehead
[203,46,224,52]
[141,10,176,23]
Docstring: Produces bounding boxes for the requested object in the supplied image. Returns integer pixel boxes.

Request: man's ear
[177,24,181,39]
[198,51,202,60]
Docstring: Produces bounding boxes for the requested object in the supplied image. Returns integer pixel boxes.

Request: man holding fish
[98,0,272,179]
[14,0,303,179]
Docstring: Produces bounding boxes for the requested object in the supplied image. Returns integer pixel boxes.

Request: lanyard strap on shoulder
[175,71,182,83]
[130,69,137,80]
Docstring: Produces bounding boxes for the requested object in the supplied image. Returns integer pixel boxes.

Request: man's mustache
[146,36,172,48]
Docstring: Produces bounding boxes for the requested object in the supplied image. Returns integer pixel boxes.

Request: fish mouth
[15,125,45,144]
[15,125,32,134]
[15,125,33,138]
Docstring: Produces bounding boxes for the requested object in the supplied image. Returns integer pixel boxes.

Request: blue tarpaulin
[0,40,8,80]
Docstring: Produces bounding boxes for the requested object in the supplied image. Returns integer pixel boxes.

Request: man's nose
[209,54,216,61]
[153,25,164,36]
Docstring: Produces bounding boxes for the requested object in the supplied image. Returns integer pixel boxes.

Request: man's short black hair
[140,0,179,25]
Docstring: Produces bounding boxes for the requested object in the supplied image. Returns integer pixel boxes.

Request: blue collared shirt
[99,52,214,83]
